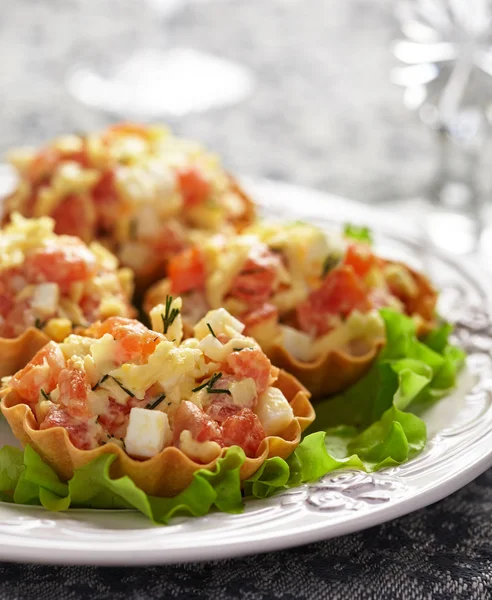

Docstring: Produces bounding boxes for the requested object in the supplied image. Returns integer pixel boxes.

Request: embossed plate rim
[0,177,491,566]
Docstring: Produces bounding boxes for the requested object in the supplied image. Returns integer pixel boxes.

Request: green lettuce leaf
[343,223,373,245]
[0,446,24,502]
[307,309,464,468]
[4,444,246,524]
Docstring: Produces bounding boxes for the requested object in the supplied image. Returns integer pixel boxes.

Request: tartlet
[0,213,134,377]
[0,299,314,496]
[144,222,437,397]
[3,123,255,290]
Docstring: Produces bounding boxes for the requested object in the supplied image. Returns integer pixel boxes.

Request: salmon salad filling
[0,213,134,341]
[3,122,254,282]
[145,222,437,363]
[3,298,299,462]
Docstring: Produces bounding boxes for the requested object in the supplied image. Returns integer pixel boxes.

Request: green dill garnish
[111,376,135,398]
[161,295,180,334]
[92,374,109,391]
[321,254,340,278]
[192,380,213,393]
[146,394,167,410]
[34,318,45,330]
[343,223,373,245]
[233,347,252,352]
[192,372,231,395]
[40,389,50,401]
[207,323,217,338]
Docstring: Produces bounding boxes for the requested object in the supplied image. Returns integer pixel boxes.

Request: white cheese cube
[230,378,257,408]
[198,334,227,362]
[124,408,172,459]
[255,387,294,436]
[280,325,314,362]
[31,283,60,317]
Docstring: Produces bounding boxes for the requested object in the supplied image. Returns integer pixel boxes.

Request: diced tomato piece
[203,375,247,424]
[229,247,280,307]
[51,194,96,242]
[84,317,161,364]
[24,240,97,293]
[40,405,92,450]
[168,247,206,295]
[177,167,210,208]
[173,400,223,446]
[97,398,133,439]
[10,342,65,404]
[296,265,371,337]
[57,360,92,418]
[222,409,265,458]
[92,170,116,202]
[242,303,278,329]
[226,347,274,395]
[84,316,149,339]
[28,148,61,184]
[343,243,379,279]
[206,400,241,424]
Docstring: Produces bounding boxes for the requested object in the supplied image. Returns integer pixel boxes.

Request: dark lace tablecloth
[1,471,492,599]
[1,0,492,598]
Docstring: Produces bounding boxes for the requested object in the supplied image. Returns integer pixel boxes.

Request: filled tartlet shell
[1,370,314,498]
[266,338,386,399]
[0,328,50,378]
[401,264,438,336]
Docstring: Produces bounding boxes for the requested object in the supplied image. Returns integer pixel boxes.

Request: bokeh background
[1,0,440,205]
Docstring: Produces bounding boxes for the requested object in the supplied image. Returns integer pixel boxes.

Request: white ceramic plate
[0,178,491,566]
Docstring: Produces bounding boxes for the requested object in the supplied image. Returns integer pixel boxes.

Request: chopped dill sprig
[111,376,135,398]
[321,254,339,278]
[208,388,232,395]
[92,374,109,391]
[146,394,167,410]
[161,295,180,334]
[34,318,45,330]
[192,372,231,396]
[207,323,217,338]
[40,389,50,401]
